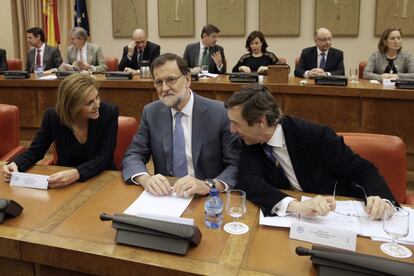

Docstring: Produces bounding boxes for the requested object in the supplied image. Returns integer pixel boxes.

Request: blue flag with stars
[74,0,90,35]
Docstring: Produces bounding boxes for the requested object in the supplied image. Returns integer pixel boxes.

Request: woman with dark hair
[364,28,414,81]
[232,31,279,74]
[2,74,118,188]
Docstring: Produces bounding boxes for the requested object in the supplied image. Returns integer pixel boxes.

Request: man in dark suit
[294,27,344,78]
[183,24,226,74]
[118,29,161,74]
[26,27,62,73]
[226,84,396,219]
[122,53,239,197]
[0,48,7,71]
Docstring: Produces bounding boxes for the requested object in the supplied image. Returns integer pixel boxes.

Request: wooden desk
[1,74,413,169]
[1,166,413,275]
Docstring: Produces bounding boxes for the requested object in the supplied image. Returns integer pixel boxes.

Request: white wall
[0,0,16,57]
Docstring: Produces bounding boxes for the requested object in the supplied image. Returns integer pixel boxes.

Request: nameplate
[10,172,49,190]
[382,79,395,88]
[289,221,356,251]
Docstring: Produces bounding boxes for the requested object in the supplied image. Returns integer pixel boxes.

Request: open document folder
[260,197,414,244]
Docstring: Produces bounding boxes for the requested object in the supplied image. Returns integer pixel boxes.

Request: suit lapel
[311,47,318,69]
[191,94,207,169]
[326,50,335,71]
[194,45,200,67]
[160,105,173,174]
[43,45,50,68]
[87,44,93,64]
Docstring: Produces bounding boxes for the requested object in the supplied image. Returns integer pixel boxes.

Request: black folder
[100,213,202,255]
[314,75,348,86]
[4,71,30,79]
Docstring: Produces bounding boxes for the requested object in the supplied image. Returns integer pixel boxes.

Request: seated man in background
[183,24,226,74]
[118,29,161,75]
[0,48,7,71]
[226,84,396,219]
[26,27,62,74]
[122,53,239,197]
[60,27,107,73]
[294,27,344,78]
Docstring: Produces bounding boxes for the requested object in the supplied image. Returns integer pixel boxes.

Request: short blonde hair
[55,74,98,130]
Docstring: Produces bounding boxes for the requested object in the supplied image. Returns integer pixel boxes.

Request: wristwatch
[205,179,215,190]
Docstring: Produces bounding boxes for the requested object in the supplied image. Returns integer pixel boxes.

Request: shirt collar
[171,89,194,119]
[317,47,329,56]
[81,42,88,52]
[37,43,45,51]
[267,124,285,148]
[200,41,208,50]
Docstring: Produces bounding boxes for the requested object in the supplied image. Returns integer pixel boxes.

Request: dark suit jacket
[0,49,7,71]
[118,41,160,71]
[13,102,119,181]
[183,42,226,74]
[26,44,63,72]
[237,116,397,216]
[294,46,345,77]
[122,93,240,187]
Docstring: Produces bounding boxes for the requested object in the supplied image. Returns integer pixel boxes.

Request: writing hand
[287,195,336,217]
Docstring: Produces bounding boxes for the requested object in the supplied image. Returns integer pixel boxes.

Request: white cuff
[130,172,149,185]
[304,70,309,79]
[272,196,296,217]
[215,179,229,192]
[326,72,331,76]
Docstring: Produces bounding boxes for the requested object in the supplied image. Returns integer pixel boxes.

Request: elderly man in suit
[294,27,344,78]
[0,48,7,71]
[183,24,226,74]
[118,29,161,74]
[226,84,397,219]
[122,53,239,197]
[25,27,62,73]
[60,27,107,73]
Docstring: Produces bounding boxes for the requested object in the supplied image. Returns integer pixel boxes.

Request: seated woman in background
[2,74,119,188]
[364,28,414,81]
[232,31,279,74]
[60,27,108,73]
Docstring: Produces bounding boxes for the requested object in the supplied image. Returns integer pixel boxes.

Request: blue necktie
[320,52,326,69]
[263,144,289,185]
[173,112,188,177]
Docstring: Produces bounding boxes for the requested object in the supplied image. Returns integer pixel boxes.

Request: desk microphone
[295,246,312,256]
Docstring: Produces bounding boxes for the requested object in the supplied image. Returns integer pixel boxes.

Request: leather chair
[358,61,367,79]
[339,132,413,204]
[0,104,25,161]
[41,116,138,171]
[6,58,23,71]
[105,57,119,71]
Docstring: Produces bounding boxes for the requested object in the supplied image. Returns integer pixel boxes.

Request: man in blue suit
[122,53,239,197]
[226,84,396,219]
[294,27,344,78]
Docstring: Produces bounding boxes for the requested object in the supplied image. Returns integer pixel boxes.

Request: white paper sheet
[124,190,193,218]
[10,172,49,190]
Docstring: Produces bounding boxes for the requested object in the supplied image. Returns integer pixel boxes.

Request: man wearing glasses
[122,53,239,197]
[226,84,396,219]
[294,27,345,78]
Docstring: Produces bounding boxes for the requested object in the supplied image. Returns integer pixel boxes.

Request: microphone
[295,246,312,256]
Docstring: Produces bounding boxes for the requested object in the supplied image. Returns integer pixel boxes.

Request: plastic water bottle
[35,65,43,79]
[204,184,223,229]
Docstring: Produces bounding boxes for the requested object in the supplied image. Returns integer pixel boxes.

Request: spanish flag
[42,0,61,47]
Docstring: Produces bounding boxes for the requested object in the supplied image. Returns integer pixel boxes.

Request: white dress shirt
[304,48,331,78]
[77,42,88,63]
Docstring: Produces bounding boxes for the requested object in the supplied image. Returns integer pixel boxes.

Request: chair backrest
[7,58,23,71]
[339,132,407,203]
[105,57,119,71]
[359,61,367,79]
[0,104,20,157]
[114,116,139,170]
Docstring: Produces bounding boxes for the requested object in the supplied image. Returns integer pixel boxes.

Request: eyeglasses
[332,181,370,218]
[153,74,184,88]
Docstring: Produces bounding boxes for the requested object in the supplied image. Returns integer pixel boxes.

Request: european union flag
[74,0,90,35]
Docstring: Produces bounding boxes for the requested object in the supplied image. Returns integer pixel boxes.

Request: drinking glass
[349,68,359,84]
[200,65,209,79]
[224,189,249,235]
[380,208,412,258]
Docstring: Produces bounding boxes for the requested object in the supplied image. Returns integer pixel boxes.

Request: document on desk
[124,191,193,218]
[259,196,414,241]
[10,172,49,190]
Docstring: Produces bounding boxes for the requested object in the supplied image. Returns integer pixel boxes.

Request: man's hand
[124,67,139,75]
[238,66,251,73]
[365,196,395,220]
[2,162,19,182]
[308,68,326,78]
[190,67,201,74]
[287,196,336,217]
[48,169,80,188]
[211,51,223,67]
[381,73,398,80]
[172,175,209,197]
[138,174,171,196]
[127,41,136,57]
